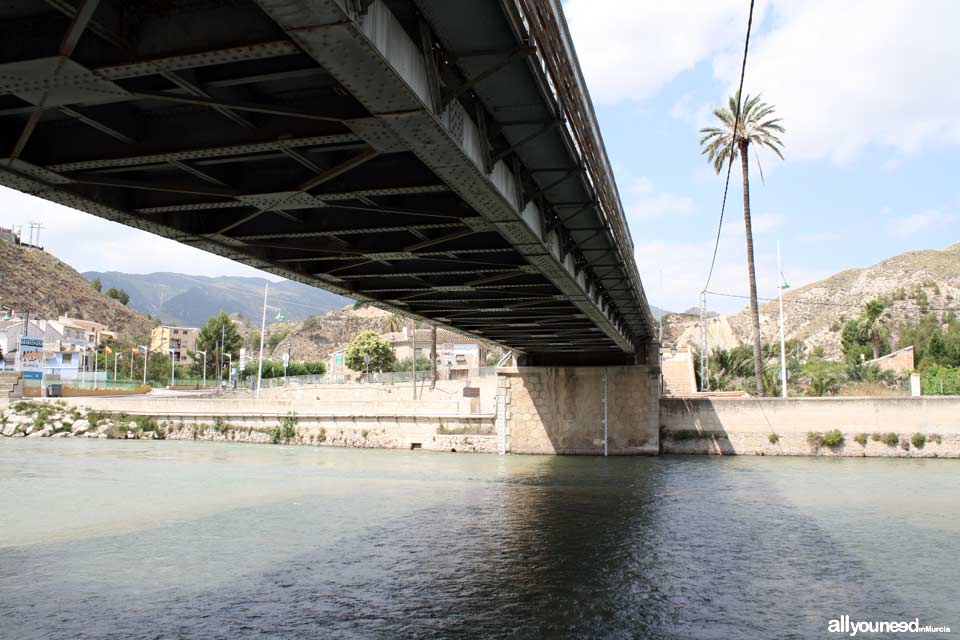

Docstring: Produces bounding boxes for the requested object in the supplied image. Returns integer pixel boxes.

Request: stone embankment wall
[661,396,960,458]
[0,400,497,453]
[498,366,660,455]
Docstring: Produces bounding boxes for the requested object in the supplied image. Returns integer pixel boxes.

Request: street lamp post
[93,348,98,390]
[196,350,207,388]
[79,345,87,387]
[114,352,121,386]
[137,346,148,386]
[168,349,176,388]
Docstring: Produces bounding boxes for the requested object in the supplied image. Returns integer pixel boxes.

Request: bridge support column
[496,364,660,455]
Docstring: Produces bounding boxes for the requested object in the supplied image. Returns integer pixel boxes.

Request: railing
[241,367,498,389]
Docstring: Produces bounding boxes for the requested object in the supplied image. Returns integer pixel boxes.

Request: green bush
[821,429,844,448]
[212,417,231,434]
[871,432,882,442]
[806,432,824,448]
[768,433,780,444]
[670,429,707,441]
[929,433,943,445]
[911,433,926,449]
[882,432,899,447]
[854,433,869,447]
[271,412,298,444]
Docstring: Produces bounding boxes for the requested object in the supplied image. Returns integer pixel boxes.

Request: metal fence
[241,367,498,390]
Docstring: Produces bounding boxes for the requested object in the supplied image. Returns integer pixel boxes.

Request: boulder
[51,431,70,438]
[27,430,44,438]
[97,424,110,434]
[40,426,54,437]
[141,431,157,440]
[2,423,15,437]
[126,431,137,439]
[52,421,64,432]
[128,421,138,430]
[71,419,91,434]
[24,425,35,435]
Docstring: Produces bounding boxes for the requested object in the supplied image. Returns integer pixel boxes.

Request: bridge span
[0,0,656,368]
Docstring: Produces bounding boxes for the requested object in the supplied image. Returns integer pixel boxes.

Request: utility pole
[777,241,788,398]
[699,291,708,391]
[255,283,268,400]
[411,320,416,400]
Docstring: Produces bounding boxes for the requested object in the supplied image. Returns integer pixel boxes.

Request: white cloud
[634,229,829,314]
[0,186,282,280]
[886,210,954,236]
[622,176,695,220]
[717,0,960,161]
[565,0,754,103]
[750,212,784,234]
[569,1,960,161]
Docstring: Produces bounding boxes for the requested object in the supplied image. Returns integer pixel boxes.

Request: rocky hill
[668,242,960,358]
[0,242,156,340]
[264,305,395,362]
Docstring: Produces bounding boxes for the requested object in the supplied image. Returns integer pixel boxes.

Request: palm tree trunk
[430,324,437,389]
[740,140,765,396]
[871,329,880,360]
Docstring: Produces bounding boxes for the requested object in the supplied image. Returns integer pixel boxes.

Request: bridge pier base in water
[496,365,660,455]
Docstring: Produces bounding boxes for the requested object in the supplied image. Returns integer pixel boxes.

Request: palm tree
[381,314,403,334]
[700,90,785,396]
[858,299,887,360]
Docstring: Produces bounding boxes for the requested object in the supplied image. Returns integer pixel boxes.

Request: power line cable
[702,0,756,293]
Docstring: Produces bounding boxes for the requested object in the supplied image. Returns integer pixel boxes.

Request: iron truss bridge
[0,0,655,365]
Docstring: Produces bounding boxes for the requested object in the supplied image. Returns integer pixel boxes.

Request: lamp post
[168,348,176,388]
[255,284,282,400]
[196,350,207,388]
[79,345,87,387]
[225,353,232,388]
[137,345,148,386]
[93,347,98,390]
[114,352,121,386]
[777,240,789,398]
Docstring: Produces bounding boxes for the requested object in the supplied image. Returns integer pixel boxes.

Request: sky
[2,0,959,314]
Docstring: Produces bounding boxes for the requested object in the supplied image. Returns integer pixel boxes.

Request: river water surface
[1,440,957,639]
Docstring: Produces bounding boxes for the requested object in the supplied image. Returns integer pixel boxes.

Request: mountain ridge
[84,271,350,327]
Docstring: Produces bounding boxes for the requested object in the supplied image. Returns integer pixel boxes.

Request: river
[1,440,957,639]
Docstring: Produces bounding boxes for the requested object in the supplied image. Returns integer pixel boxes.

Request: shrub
[318,427,327,443]
[212,417,231,434]
[911,433,926,449]
[768,433,780,445]
[871,432,882,442]
[929,433,943,445]
[271,412,298,444]
[882,432,899,447]
[361,429,369,439]
[821,429,844,448]
[806,432,824,448]
[854,433,868,447]
[900,438,910,451]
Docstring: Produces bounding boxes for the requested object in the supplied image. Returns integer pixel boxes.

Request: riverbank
[661,396,960,457]
[0,400,497,453]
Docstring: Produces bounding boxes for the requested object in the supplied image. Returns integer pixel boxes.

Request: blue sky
[2,0,958,314]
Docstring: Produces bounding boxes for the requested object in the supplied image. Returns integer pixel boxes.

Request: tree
[345,330,395,374]
[91,277,102,293]
[196,311,243,380]
[381,314,403,334]
[801,359,847,397]
[700,91,785,396]
[116,289,129,305]
[858,299,888,360]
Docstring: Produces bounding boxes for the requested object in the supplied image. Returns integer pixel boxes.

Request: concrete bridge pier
[495,353,660,455]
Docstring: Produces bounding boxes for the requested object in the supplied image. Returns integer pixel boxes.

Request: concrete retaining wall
[660,396,960,457]
[498,365,659,455]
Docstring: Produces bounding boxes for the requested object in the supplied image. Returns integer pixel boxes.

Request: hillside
[84,271,349,327]
[263,305,394,362]
[668,242,960,358]
[0,243,156,340]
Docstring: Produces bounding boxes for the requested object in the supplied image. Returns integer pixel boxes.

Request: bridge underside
[0,0,655,365]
